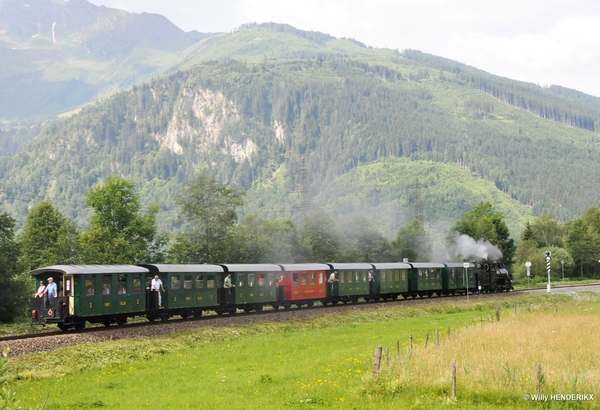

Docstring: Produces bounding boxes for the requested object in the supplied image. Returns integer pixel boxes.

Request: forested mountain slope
[0,0,209,121]
[1,28,600,236]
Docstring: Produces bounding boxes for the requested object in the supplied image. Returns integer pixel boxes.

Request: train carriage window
[268,273,275,286]
[102,275,111,295]
[362,271,367,282]
[196,275,204,289]
[381,271,386,282]
[310,272,315,285]
[248,274,255,288]
[85,279,95,296]
[118,274,127,294]
[402,271,406,281]
[238,274,245,288]
[418,270,423,278]
[301,273,306,285]
[133,274,142,294]
[395,271,400,281]
[355,271,360,282]
[258,274,264,287]
[318,272,324,284]
[184,275,192,290]
[346,272,352,283]
[206,275,215,290]
[171,275,181,291]
[292,273,298,286]
[145,276,152,291]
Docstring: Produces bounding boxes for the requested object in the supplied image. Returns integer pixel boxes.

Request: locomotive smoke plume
[454,234,503,261]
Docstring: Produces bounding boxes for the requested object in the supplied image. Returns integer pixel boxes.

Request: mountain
[2,19,600,240]
[0,0,210,121]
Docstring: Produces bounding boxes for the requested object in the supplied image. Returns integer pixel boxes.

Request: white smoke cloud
[454,234,503,261]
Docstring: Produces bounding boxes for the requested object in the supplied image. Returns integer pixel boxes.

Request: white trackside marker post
[545,251,552,293]
[525,261,531,289]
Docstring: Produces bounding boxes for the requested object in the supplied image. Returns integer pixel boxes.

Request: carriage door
[64,275,75,316]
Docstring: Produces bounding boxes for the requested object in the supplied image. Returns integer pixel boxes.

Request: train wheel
[194,309,203,318]
[116,317,127,326]
[147,316,156,322]
[228,308,237,315]
[256,305,263,312]
[160,315,169,322]
[284,304,291,310]
[216,310,224,316]
[332,300,339,306]
[102,320,111,327]
[272,305,280,310]
[307,301,314,308]
[57,323,69,332]
[74,322,85,331]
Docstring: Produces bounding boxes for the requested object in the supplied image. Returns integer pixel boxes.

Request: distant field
[9,293,599,409]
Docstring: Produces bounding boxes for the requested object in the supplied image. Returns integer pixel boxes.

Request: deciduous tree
[170,170,244,263]
[18,200,79,272]
[80,176,167,264]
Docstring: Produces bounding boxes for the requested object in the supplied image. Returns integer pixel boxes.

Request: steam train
[29,260,513,331]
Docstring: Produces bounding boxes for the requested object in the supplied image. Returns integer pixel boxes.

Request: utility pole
[294,156,310,218]
[409,177,426,225]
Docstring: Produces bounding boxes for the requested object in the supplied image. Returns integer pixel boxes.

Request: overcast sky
[88,0,600,97]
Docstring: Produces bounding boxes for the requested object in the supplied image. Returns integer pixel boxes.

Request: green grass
[8,293,597,409]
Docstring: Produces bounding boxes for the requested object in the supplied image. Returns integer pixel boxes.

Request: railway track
[2,283,598,356]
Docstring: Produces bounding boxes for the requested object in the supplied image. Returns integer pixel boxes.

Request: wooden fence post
[447,326,450,338]
[514,305,517,316]
[373,346,382,380]
[409,335,413,354]
[451,361,457,398]
[436,329,439,346]
[496,308,500,322]
[425,332,429,347]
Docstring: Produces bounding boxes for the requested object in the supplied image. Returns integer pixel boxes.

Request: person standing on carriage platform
[45,277,57,309]
[224,273,235,304]
[151,275,165,308]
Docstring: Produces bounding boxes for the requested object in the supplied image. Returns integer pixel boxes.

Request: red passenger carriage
[277,264,329,308]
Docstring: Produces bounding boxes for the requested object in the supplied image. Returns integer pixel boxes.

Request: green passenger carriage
[29,265,150,330]
[326,263,372,304]
[410,262,444,297]
[220,264,281,312]
[371,262,411,300]
[141,264,224,320]
[443,262,476,295]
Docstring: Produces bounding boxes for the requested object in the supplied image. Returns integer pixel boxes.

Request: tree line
[1,176,598,323]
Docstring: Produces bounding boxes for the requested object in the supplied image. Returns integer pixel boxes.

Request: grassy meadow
[8,293,599,409]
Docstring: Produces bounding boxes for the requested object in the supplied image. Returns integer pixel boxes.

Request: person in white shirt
[151,275,165,308]
[328,271,339,283]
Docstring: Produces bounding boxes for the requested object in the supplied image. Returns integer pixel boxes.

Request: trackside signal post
[525,261,531,289]
[463,262,470,302]
[545,251,551,293]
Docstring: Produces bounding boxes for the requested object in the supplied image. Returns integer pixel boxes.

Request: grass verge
[8,292,599,409]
